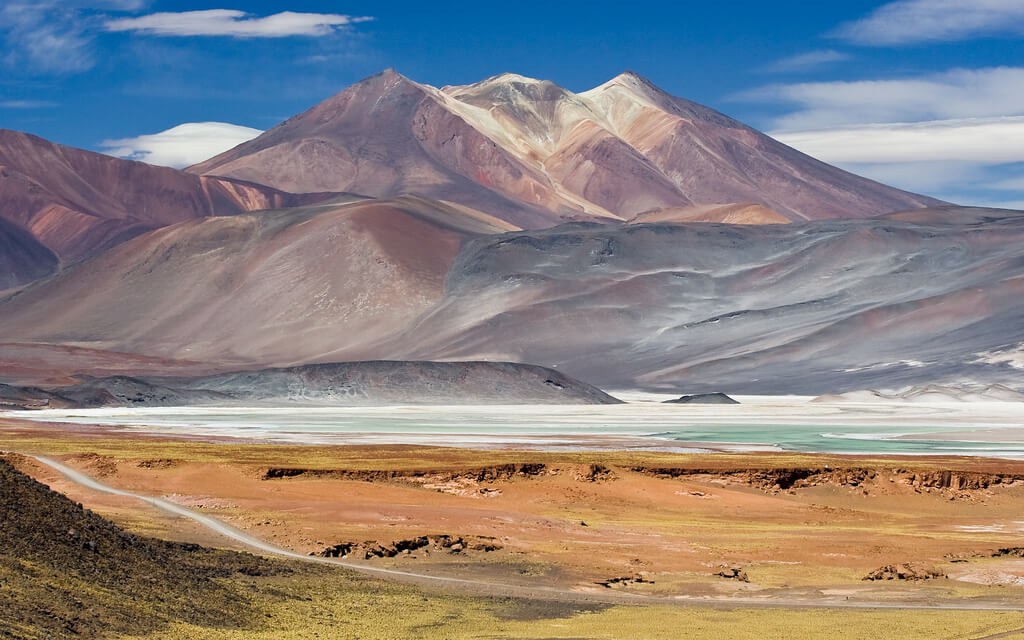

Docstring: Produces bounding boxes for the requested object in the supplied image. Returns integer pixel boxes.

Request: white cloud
[772,118,1024,207]
[105,10,371,38]
[835,161,979,195]
[772,117,1024,164]
[0,1,145,74]
[991,177,1024,191]
[1,2,93,73]
[0,100,58,108]
[765,49,851,73]
[742,66,1024,130]
[99,122,263,168]
[746,65,1024,208]
[833,0,1024,46]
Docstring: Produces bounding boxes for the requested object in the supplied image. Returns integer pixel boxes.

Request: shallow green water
[8,402,1024,458]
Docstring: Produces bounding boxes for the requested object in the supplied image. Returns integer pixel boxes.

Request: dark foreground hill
[0,456,287,639]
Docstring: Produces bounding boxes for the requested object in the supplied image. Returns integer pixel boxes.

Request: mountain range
[1,70,1020,394]
[190,70,941,226]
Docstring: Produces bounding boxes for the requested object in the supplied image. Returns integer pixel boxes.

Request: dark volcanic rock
[664,393,739,405]
[0,383,58,409]
[160,360,621,406]
[11,360,621,408]
[49,375,227,408]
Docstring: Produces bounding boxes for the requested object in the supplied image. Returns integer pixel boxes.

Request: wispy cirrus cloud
[772,117,1024,207]
[764,49,851,73]
[771,118,1024,199]
[772,117,1024,165]
[833,0,1024,46]
[0,1,143,74]
[991,177,1024,192]
[0,99,59,108]
[740,66,1024,130]
[99,121,262,168]
[105,10,372,38]
[740,65,1024,208]
[1,5,372,75]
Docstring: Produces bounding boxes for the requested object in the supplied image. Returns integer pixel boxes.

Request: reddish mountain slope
[0,129,325,273]
[629,203,790,225]
[191,70,944,224]
[4,206,1023,393]
[0,196,514,366]
[187,71,594,229]
[0,217,57,290]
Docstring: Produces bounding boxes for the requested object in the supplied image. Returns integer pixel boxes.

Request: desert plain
[4,396,1024,640]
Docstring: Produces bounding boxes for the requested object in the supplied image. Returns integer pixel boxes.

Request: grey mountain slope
[2,206,1022,393]
[372,207,1024,393]
[4,361,620,408]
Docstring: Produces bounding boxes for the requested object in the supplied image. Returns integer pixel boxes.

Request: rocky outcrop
[664,393,739,405]
[995,547,1024,558]
[715,566,749,582]
[951,547,1024,562]
[319,535,501,560]
[630,465,1024,494]
[864,563,945,581]
[572,464,616,482]
[263,463,549,483]
[595,573,654,588]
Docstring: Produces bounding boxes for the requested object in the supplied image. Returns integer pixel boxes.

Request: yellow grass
[116,571,1024,640]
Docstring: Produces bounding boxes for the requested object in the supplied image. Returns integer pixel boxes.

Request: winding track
[29,454,1024,612]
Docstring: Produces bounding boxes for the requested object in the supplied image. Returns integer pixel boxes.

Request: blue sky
[1,1,1023,208]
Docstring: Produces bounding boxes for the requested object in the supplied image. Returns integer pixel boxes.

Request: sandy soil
[5,417,1024,610]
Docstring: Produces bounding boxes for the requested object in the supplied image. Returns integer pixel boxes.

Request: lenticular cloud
[100,122,263,168]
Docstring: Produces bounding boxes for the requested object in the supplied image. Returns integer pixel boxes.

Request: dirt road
[29,453,1024,613]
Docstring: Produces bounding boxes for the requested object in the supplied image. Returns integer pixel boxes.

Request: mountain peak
[445,72,565,98]
[377,67,410,81]
[445,72,570,110]
[351,68,421,92]
[485,72,547,85]
[189,69,945,225]
[612,70,653,85]
[584,70,667,104]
